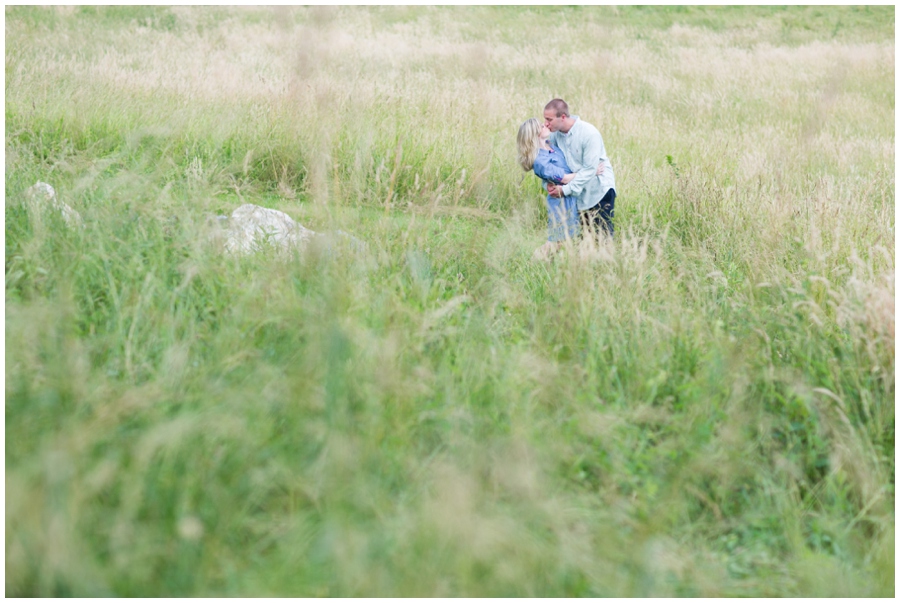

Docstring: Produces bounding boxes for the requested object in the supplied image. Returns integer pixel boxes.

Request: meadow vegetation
[5,6,894,596]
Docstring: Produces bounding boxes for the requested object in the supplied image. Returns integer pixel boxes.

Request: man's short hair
[544,99,569,117]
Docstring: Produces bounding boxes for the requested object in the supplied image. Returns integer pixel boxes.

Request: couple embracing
[517,98,617,256]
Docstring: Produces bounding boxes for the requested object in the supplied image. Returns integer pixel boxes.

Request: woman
[517,117,603,250]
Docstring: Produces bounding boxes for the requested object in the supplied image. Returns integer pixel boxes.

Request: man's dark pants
[580,188,616,238]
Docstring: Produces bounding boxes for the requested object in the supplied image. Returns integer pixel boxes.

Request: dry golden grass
[6,5,893,597]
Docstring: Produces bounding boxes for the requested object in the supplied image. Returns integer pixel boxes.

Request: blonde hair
[516,117,541,171]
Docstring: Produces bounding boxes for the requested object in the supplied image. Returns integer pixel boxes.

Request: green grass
[5,5,894,597]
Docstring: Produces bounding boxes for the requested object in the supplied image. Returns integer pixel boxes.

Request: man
[543,98,617,237]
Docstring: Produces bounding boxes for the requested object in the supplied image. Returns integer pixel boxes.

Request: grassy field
[5,6,894,597]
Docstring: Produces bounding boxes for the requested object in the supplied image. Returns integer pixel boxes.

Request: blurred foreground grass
[5,6,894,596]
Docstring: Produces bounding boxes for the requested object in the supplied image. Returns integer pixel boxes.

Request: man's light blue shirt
[548,116,616,212]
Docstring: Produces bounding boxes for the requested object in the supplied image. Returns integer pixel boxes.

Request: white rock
[210,204,370,261]
[24,181,83,227]
[221,203,317,255]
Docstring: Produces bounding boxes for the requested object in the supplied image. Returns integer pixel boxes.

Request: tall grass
[6,6,894,596]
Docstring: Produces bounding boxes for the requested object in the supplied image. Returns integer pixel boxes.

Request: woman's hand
[596,162,605,176]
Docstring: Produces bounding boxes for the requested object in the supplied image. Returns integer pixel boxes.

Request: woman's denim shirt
[533,144,571,184]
